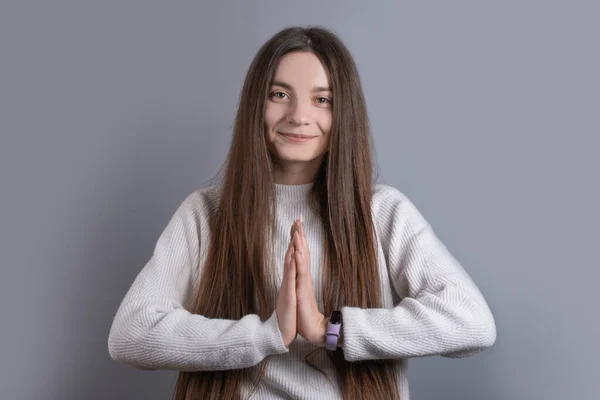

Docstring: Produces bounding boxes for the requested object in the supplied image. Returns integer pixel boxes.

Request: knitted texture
[108,183,496,399]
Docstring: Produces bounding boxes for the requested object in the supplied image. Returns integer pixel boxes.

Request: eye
[270,91,289,100]
[316,97,331,105]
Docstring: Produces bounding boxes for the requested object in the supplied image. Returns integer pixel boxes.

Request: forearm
[354,186,497,362]
[339,281,496,361]
[108,299,289,371]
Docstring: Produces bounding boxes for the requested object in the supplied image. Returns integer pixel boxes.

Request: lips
[280,132,317,139]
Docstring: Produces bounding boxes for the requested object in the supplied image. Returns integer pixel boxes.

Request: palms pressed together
[276,216,328,347]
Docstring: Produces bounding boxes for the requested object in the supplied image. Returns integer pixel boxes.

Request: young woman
[108,26,497,400]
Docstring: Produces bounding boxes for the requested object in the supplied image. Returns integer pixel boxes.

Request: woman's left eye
[316,97,331,104]
[271,91,287,99]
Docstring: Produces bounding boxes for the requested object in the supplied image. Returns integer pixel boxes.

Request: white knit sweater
[108,183,496,399]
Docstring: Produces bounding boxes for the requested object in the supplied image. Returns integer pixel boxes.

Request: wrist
[320,316,329,346]
[324,310,343,351]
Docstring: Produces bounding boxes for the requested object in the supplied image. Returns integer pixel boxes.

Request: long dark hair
[173,26,400,400]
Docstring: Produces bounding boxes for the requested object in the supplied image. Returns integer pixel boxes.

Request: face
[264,51,332,181]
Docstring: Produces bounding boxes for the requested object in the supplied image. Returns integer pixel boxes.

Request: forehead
[272,51,329,87]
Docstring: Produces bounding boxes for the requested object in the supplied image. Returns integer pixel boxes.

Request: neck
[271,156,325,185]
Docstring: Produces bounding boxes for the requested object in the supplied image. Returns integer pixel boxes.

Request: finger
[286,258,298,310]
[295,249,312,297]
[290,220,296,241]
[296,221,303,251]
[293,231,308,274]
[285,255,297,285]
[291,218,300,236]
[285,236,294,263]
[299,218,307,249]
[294,229,305,254]
[284,239,296,279]
[294,243,309,278]
[292,220,302,252]
[281,239,296,296]
[293,220,308,269]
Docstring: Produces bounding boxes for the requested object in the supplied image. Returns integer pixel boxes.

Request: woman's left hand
[291,217,328,346]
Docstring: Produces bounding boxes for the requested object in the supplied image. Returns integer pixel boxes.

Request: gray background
[1,1,598,399]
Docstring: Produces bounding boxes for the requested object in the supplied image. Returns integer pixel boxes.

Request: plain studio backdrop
[0,1,598,399]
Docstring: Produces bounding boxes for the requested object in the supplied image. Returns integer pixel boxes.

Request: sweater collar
[274,182,314,203]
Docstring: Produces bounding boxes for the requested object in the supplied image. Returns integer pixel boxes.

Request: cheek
[319,112,333,135]
[263,111,273,132]
[264,104,283,133]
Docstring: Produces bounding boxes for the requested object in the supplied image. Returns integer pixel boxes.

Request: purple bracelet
[325,311,342,351]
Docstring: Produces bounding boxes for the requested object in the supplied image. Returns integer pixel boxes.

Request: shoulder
[372,183,429,232]
[177,185,222,216]
[167,185,222,235]
[373,183,407,204]
[372,183,413,215]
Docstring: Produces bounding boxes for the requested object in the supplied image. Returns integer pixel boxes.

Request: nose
[285,100,312,125]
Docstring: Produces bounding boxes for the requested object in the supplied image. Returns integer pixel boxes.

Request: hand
[292,217,328,345]
[275,231,297,347]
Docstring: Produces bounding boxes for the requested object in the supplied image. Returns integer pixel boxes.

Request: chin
[266,137,328,163]
[276,153,312,162]
[274,150,324,164]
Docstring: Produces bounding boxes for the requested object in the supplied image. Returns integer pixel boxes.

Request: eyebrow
[270,80,332,93]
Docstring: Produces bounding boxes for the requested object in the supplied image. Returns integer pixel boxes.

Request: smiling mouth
[279,132,317,139]
[279,132,317,143]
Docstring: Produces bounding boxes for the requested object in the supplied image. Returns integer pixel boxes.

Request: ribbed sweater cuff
[339,306,368,361]
[255,310,290,356]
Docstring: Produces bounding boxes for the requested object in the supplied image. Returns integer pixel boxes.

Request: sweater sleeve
[107,192,289,371]
[340,187,497,362]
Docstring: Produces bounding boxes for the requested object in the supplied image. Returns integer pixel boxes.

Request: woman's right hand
[276,222,298,347]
